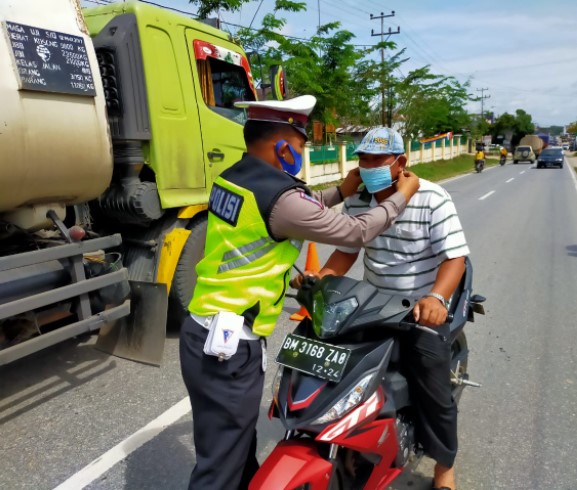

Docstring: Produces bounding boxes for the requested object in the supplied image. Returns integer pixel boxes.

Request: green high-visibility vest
[189,155,308,337]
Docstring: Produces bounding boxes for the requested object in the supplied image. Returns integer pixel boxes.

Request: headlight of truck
[311,373,375,425]
[312,293,358,339]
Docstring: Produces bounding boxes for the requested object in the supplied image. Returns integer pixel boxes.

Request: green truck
[0,0,258,365]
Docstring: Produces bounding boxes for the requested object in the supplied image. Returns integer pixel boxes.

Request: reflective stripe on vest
[219,238,276,273]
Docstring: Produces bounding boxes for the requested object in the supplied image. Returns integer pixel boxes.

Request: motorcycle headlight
[311,373,375,425]
[312,293,358,339]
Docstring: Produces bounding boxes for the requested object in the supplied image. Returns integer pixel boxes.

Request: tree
[195,1,471,137]
[514,109,534,137]
[392,66,473,140]
[237,11,372,126]
[489,110,535,146]
[189,0,305,19]
[188,0,247,19]
[567,121,577,134]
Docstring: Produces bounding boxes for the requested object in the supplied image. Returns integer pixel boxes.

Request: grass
[310,154,499,190]
[408,155,499,181]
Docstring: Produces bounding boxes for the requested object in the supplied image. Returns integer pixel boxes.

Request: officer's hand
[413,296,447,327]
[395,171,420,203]
[290,271,321,289]
[339,168,362,198]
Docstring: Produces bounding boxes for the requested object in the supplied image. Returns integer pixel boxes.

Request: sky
[82,0,577,129]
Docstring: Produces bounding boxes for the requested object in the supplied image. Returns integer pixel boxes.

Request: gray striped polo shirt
[338,179,470,298]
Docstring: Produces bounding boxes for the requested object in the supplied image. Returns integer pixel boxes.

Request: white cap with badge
[234,95,316,139]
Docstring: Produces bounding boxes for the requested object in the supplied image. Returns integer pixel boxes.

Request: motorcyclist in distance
[499,146,507,165]
[474,145,485,172]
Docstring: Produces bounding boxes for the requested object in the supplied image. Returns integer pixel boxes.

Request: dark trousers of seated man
[401,323,458,468]
[179,315,265,490]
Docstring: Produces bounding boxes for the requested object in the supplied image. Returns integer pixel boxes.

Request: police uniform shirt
[269,187,407,247]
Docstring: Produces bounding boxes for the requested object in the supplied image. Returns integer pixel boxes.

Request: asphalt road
[1,155,577,490]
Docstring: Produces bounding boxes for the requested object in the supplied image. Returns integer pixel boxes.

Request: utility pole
[476,88,490,121]
[371,11,399,127]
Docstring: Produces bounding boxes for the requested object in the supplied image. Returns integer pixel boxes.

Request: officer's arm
[269,189,406,247]
[311,169,362,208]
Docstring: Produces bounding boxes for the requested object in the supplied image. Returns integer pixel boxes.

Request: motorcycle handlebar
[399,313,453,340]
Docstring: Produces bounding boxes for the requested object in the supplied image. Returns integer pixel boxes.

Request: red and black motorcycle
[250,258,485,490]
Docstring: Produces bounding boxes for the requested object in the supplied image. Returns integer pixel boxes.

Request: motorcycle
[499,154,506,166]
[250,258,485,490]
[475,159,485,173]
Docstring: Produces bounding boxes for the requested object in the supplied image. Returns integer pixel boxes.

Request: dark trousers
[179,316,265,490]
[402,323,458,468]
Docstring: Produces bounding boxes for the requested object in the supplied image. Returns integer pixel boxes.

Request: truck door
[185,34,256,187]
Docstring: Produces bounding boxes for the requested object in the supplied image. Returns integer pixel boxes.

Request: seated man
[295,127,469,490]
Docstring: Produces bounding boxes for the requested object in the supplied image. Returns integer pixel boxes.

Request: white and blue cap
[354,127,405,155]
[235,95,316,139]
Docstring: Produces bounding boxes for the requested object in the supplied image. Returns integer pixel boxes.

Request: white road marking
[506,178,515,183]
[520,171,526,174]
[479,190,495,200]
[52,397,192,490]
[566,159,577,193]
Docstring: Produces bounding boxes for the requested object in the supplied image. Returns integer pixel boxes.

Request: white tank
[0,0,112,220]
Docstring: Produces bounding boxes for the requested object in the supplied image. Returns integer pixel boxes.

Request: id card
[203,311,244,360]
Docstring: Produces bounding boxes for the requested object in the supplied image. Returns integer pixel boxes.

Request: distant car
[562,144,569,150]
[536,147,564,169]
[513,145,536,164]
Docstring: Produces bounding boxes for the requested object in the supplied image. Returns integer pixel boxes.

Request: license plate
[276,333,351,382]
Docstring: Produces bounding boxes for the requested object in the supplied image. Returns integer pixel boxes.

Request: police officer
[179,96,420,490]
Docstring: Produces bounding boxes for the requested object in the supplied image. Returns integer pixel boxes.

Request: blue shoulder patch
[209,184,244,226]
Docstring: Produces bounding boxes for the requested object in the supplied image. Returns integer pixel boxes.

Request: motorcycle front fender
[249,440,334,490]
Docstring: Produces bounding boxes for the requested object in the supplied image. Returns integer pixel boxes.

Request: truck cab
[84,2,256,213]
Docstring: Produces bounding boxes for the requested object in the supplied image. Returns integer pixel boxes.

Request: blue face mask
[275,140,303,176]
[359,158,400,193]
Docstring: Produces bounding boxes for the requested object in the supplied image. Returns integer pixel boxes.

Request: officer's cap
[235,95,316,139]
[354,127,405,155]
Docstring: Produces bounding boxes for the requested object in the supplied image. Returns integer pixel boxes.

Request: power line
[248,0,265,29]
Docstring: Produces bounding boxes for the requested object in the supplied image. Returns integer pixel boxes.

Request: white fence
[300,137,470,185]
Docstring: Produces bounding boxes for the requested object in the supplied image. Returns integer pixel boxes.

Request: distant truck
[0,0,262,365]
[518,134,545,157]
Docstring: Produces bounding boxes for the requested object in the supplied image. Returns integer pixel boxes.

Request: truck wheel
[168,214,207,329]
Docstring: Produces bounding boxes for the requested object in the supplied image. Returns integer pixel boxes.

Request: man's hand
[395,171,420,203]
[339,168,362,198]
[289,271,321,289]
[413,296,448,327]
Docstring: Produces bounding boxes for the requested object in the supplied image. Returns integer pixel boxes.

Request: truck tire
[167,214,207,329]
